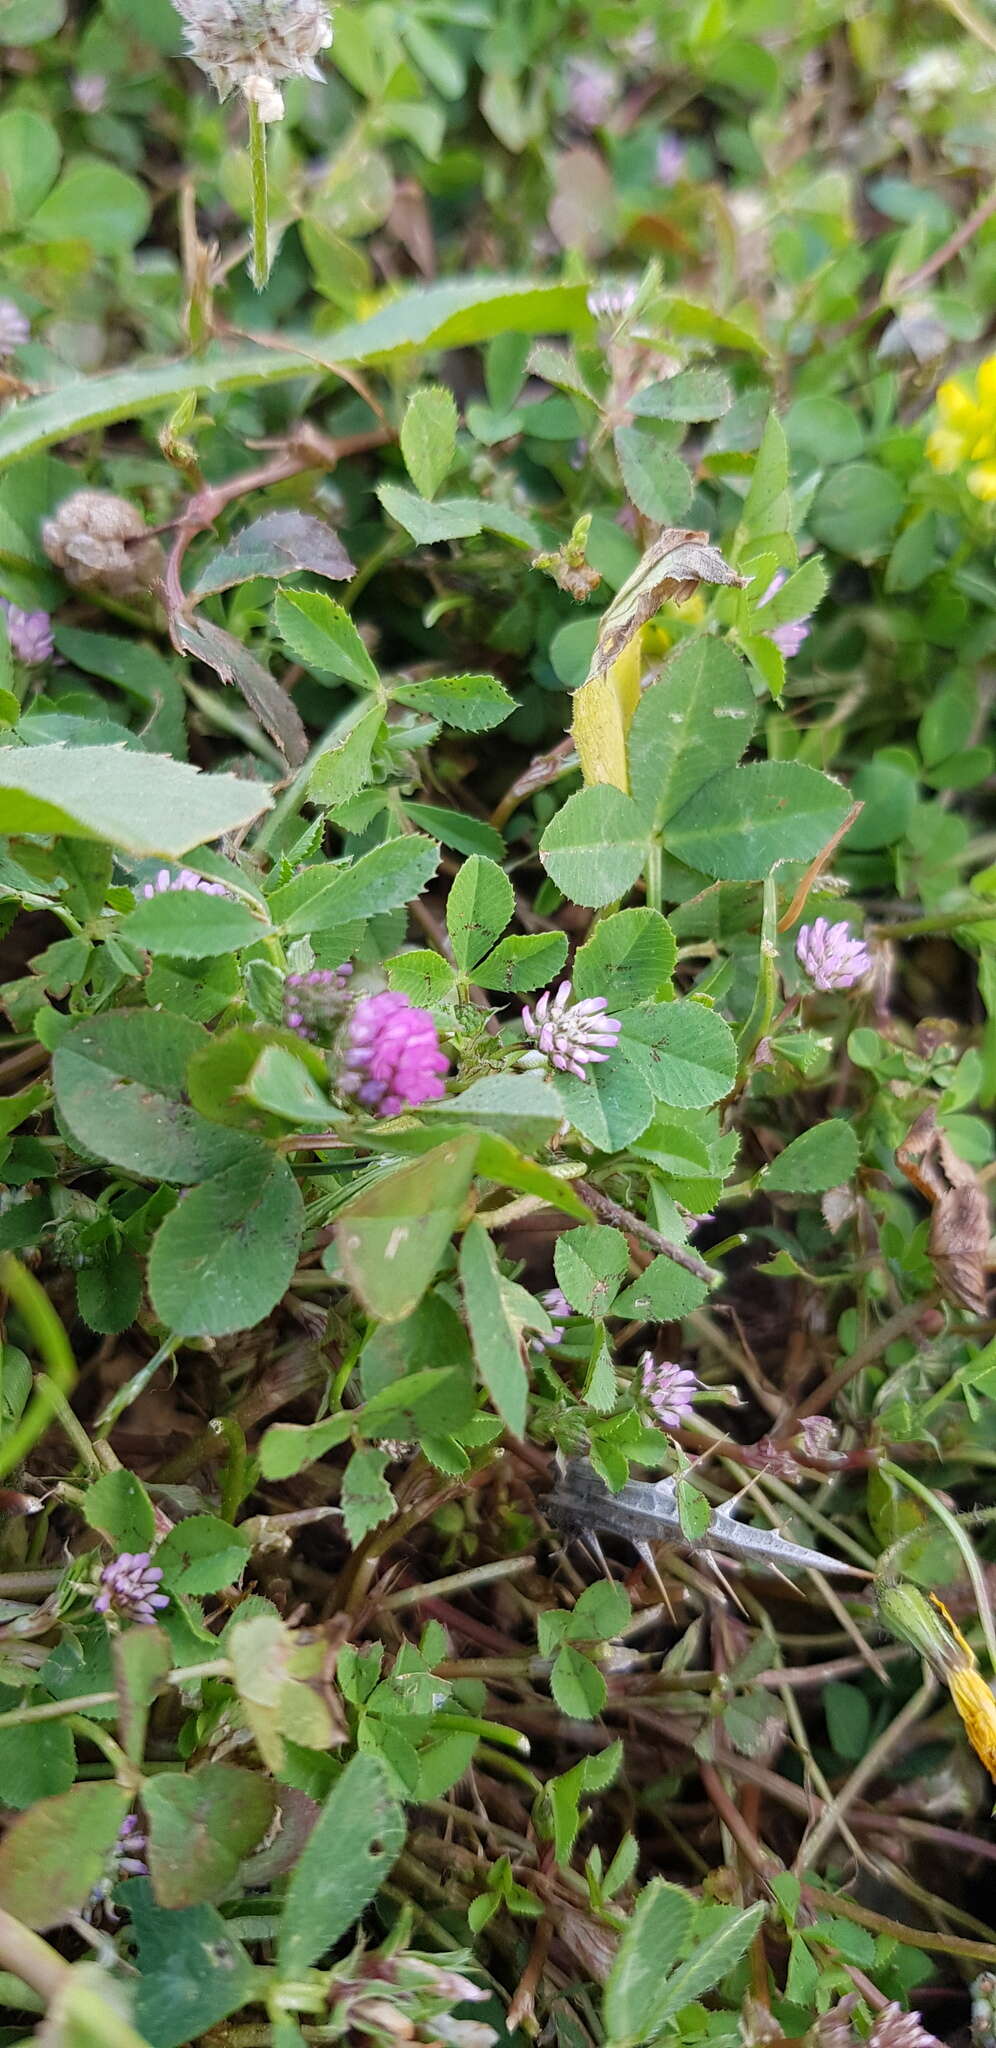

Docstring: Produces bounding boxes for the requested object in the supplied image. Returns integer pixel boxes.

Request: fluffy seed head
[339,989,448,1118]
[42,490,164,599]
[521,981,621,1081]
[174,0,333,98]
[796,917,872,993]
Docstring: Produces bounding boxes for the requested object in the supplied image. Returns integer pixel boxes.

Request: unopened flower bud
[42,490,164,599]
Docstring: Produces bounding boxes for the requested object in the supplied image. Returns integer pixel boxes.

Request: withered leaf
[897,1108,990,1317]
[586,527,748,683]
[173,613,308,768]
[191,511,355,598]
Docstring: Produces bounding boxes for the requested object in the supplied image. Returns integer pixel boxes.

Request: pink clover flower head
[0,600,53,665]
[655,133,686,183]
[140,866,231,900]
[95,1551,168,1626]
[530,1285,572,1354]
[283,963,353,1040]
[340,989,448,1117]
[521,981,621,1081]
[640,1355,700,1429]
[796,917,872,993]
[0,299,29,357]
[757,570,812,659]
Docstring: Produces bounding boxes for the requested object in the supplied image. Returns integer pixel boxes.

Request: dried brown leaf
[897,1108,990,1316]
[587,527,747,682]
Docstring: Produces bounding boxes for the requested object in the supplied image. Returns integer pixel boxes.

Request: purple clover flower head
[94,1551,168,1626]
[339,989,448,1117]
[0,600,53,665]
[530,1286,572,1354]
[757,570,812,659]
[796,917,872,993]
[140,866,231,900]
[283,963,353,1040]
[521,981,621,1082]
[0,299,29,357]
[113,1814,149,1877]
[84,1812,149,1923]
[640,1356,700,1429]
[655,133,686,183]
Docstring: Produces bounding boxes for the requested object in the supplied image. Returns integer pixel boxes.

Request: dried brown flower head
[42,490,164,599]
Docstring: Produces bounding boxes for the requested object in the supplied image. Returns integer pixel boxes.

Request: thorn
[703,1551,750,1617]
[580,1532,615,1583]
[635,1540,676,1622]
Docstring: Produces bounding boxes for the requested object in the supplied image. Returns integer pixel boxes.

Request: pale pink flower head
[283,964,353,1041]
[0,300,29,357]
[0,600,52,665]
[521,981,621,1081]
[530,1286,572,1354]
[140,867,231,900]
[640,1356,700,1429]
[339,989,448,1117]
[867,2005,941,2048]
[656,133,686,183]
[757,570,811,658]
[565,57,617,128]
[94,1552,168,1626]
[796,917,872,993]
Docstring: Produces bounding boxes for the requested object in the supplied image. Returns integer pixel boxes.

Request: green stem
[872,901,996,939]
[644,837,662,915]
[881,1457,996,1672]
[66,1714,134,1783]
[432,1711,530,1754]
[0,1658,232,1730]
[0,1911,69,2005]
[247,99,270,291]
[0,1258,76,1483]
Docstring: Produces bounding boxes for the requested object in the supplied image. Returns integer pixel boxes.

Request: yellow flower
[879,1583,996,1783]
[930,1594,996,1783]
[926,354,996,491]
[949,1665,996,1782]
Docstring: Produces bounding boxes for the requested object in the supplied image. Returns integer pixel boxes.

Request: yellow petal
[968,462,996,502]
[949,1666,996,1781]
[926,428,965,474]
[936,380,977,431]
